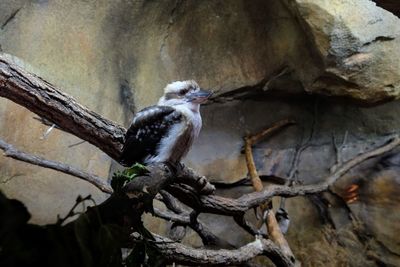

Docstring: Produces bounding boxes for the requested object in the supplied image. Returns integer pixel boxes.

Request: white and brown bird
[275,208,290,234]
[120,80,212,167]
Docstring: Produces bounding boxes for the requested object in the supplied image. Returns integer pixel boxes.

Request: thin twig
[0,138,113,194]
[56,195,93,225]
[40,124,56,140]
[68,140,86,148]
[331,131,348,173]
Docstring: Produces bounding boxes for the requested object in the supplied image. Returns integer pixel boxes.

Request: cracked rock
[286,0,400,103]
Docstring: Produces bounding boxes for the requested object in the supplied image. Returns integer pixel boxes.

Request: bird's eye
[179,89,188,96]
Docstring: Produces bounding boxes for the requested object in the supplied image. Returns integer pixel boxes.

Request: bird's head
[158,80,213,107]
[276,208,289,219]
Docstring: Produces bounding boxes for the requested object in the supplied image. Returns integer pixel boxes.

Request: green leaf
[111,163,149,193]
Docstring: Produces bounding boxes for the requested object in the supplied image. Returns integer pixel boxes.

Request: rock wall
[0,0,399,266]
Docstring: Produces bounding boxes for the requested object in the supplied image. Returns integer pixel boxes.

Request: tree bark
[132,233,294,266]
[167,136,400,216]
[0,138,113,193]
[0,54,125,161]
[244,121,296,263]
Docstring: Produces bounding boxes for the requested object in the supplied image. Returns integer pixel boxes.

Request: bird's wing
[120,105,183,166]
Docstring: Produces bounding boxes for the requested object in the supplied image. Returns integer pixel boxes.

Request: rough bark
[132,233,294,266]
[0,138,113,193]
[244,121,296,263]
[0,54,126,161]
[167,136,400,216]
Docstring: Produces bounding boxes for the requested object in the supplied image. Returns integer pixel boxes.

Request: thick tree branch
[0,54,125,161]
[0,54,214,196]
[132,233,294,266]
[175,166,216,195]
[0,138,113,194]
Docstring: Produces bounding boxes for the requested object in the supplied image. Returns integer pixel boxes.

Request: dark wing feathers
[120,105,183,166]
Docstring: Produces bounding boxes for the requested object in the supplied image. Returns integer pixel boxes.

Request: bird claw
[177,162,185,172]
[164,161,185,174]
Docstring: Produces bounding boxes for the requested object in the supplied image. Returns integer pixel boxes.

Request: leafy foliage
[111,163,149,193]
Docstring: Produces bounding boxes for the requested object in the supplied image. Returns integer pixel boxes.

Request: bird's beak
[186,89,213,104]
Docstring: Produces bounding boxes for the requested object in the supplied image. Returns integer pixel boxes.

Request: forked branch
[244,120,296,262]
[167,136,400,216]
[132,233,293,266]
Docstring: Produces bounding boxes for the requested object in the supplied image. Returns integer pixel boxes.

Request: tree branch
[168,136,400,216]
[155,191,235,248]
[0,138,113,194]
[0,54,125,161]
[244,120,295,262]
[132,233,294,266]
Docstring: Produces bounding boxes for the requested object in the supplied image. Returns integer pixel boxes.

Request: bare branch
[0,138,113,194]
[0,54,126,161]
[244,120,295,262]
[154,208,190,225]
[168,136,400,216]
[156,191,235,248]
[330,131,348,173]
[159,190,186,214]
[233,214,265,238]
[132,233,294,267]
[246,119,296,146]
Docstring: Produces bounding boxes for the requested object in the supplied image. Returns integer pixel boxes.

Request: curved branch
[0,54,126,161]
[134,233,294,266]
[168,136,400,216]
[154,208,234,248]
[244,121,295,261]
[0,138,113,193]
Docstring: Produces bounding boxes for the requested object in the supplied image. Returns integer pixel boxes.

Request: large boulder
[286,0,400,103]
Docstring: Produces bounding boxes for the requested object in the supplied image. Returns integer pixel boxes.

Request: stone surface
[286,0,400,103]
[189,97,400,266]
[0,0,400,266]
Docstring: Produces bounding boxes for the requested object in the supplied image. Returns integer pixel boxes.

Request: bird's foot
[176,162,185,172]
[164,161,185,174]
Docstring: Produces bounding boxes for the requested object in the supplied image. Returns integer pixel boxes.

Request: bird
[120,80,212,167]
[275,208,290,234]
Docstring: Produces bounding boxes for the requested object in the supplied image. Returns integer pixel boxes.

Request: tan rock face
[287,0,400,103]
